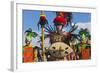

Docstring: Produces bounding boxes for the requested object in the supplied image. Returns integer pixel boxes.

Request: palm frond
[49,25,54,31]
[69,25,78,32]
[32,32,38,37]
[47,25,53,32]
[44,26,52,33]
[44,25,56,33]
[71,34,81,41]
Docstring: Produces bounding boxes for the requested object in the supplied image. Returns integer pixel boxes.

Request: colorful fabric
[53,16,66,25]
[40,16,46,21]
[23,47,35,62]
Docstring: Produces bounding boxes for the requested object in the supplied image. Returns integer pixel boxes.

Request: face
[49,42,73,59]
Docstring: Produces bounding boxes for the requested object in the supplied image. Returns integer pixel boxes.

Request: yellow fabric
[40,14,46,17]
[34,50,38,62]
[23,44,33,48]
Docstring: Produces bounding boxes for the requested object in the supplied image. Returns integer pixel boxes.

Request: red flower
[53,16,67,25]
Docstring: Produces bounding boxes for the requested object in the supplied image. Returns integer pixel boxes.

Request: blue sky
[22,10,91,47]
[23,10,91,33]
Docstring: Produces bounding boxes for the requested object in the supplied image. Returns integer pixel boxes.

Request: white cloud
[75,22,91,32]
[32,36,51,48]
[32,36,40,47]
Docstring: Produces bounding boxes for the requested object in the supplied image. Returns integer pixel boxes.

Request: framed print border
[11,1,97,71]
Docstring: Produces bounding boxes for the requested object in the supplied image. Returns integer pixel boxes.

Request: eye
[65,51,68,54]
[52,47,56,49]
[65,47,68,50]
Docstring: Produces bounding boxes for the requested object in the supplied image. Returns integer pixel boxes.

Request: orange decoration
[81,49,90,59]
[23,46,35,62]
